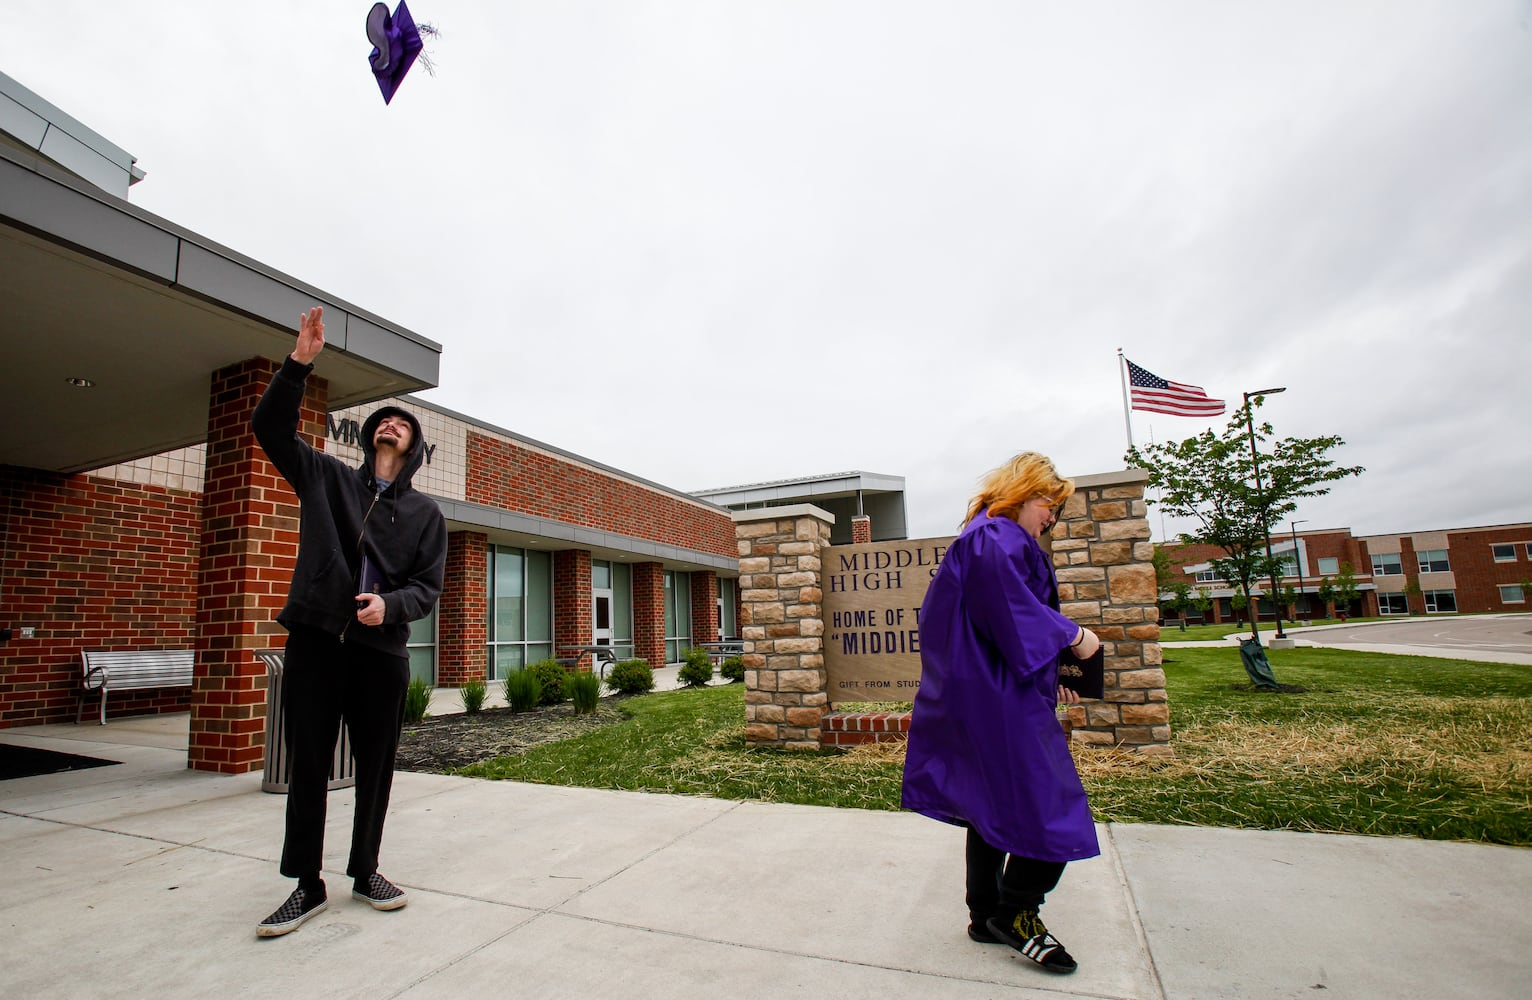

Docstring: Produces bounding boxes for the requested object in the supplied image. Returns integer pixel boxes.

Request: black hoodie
[253,356,448,656]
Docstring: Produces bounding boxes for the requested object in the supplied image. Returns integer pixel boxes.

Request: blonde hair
[962,451,1075,527]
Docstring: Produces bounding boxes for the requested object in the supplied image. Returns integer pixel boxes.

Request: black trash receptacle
[257,649,356,794]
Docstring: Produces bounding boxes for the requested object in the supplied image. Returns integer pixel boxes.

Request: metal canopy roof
[0,144,441,475]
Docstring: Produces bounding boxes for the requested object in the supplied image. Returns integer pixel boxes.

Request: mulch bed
[394,701,630,773]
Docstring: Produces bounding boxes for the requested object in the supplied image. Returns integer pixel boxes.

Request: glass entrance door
[592,560,614,648]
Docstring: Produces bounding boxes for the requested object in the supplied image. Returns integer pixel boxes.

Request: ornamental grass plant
[460,647,1532,846]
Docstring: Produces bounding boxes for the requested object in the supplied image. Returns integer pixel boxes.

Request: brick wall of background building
[0,469,201,726]
[466,433,736,557]
[439,531,488,685]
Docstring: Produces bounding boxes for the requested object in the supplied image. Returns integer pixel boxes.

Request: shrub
[567,670,602,715]
[503,669,542,713]
[528,658,568,705]
[719,655,745,683]
[404,676,432,722]
[459,677,487,714]
[677,648,714,688]
[606,658,655,695]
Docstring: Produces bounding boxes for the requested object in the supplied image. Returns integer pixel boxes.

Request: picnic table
[698,640,744,664]
[559,643,633,678]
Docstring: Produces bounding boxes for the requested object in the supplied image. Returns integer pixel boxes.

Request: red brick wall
[631,562,665,667]
[554,549,592,668]
[190,358,321,773]
[1440,527,1532,613]
[439,531,488,685]
[690,571,719,645]
[0,468,200,727]
[466,434,735,557]
[851,515,872,545]
[821,710,910,747]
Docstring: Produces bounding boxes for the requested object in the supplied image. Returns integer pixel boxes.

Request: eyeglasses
[1033,496,1064,517]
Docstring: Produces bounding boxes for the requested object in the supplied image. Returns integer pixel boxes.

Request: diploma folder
[357,554,386,609]
[1058,646,1104,699]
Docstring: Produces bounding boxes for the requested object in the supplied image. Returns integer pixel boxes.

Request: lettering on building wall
[823,537,954,703]
[327,414,435,465]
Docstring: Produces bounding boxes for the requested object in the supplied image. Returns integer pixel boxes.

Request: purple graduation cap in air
[366,1,424,104]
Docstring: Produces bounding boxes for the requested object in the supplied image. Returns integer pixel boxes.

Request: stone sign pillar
[735,505,832,749]
[1051,469,1169,753]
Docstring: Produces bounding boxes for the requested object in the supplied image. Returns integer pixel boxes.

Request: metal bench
[78,648,195,726]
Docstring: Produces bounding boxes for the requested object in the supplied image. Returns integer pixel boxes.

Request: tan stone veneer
[736,505,834,750]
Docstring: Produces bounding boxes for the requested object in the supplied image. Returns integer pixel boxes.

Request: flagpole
[1117,348,1134,455]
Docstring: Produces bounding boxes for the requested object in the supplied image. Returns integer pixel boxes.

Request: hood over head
[359,404,427,489]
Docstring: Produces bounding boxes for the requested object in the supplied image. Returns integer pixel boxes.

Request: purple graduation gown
[901,511,1100,862]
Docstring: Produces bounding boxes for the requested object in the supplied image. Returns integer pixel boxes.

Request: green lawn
[459,648,1532,846]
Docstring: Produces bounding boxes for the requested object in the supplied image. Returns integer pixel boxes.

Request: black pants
[965,827,1066,924]
[279,627,409,881]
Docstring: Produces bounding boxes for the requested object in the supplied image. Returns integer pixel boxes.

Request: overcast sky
[8,1,1530,542]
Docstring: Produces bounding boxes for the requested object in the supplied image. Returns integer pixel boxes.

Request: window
[718,577,738,640]
[1527,543,1532,560]
[1194,568,1218,583]
[486,546,553,679]
[664,570,692,663]
[1492,544,1517,563]
[406,604,437,686]
[1378,593,1409,615]
[1371,553,1404,576]
[1317,557,1339,575]
[1423,590,1456,614]
[1416,549,1450,573]
[1278,555,1299,578]
[1500,584,1526,604]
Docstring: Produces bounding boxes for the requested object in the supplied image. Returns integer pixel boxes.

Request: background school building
[0,69,737,773]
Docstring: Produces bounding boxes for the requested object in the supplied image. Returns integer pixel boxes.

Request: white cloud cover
[7,0,1528,539]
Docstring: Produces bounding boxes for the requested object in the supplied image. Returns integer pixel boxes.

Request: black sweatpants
[278,626,409,881]
[965,827,1066,924]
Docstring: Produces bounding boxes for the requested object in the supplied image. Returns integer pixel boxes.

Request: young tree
[1127,396,1364,654]
[1316,578,1336,620]
[1280,584,1299,622]
[1167,580,1194,630]
[1334,562,1360,618]
[1191,587,1213,623]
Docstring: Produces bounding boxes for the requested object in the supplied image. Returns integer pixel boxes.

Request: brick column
[190,358,321,774]
[631,561,665,667]
[1050,470,1170,754]
[850,515,872,544]
[554,549,592,667]
[737,506,833,750]
[690,570,719,645]
[438,531,487,686]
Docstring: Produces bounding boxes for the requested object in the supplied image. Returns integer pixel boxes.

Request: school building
[1160,522,1532,623]
[0,70,738,770]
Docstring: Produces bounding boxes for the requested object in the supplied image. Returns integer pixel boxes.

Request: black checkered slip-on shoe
[352,872,408,911]
[256,884,328,938]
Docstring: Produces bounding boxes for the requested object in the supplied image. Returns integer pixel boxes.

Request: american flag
[1125,359,1225,417]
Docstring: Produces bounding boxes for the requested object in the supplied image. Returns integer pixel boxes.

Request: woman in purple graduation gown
[901,451,1102,975]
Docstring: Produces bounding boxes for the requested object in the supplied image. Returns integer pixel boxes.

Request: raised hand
[291,307,326,365]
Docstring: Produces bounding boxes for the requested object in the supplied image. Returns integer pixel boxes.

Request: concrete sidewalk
[3,715,1530,1000]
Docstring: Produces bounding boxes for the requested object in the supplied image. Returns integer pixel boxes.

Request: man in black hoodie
[252,306,448,938]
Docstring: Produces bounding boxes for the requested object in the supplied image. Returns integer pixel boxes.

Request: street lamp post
[1290,519,1308,624]
[1244,387,1287,641]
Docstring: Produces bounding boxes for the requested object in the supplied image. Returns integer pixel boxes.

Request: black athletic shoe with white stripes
[985,909,1078,974]
[256,884,328,938]
[352,872,408,911]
